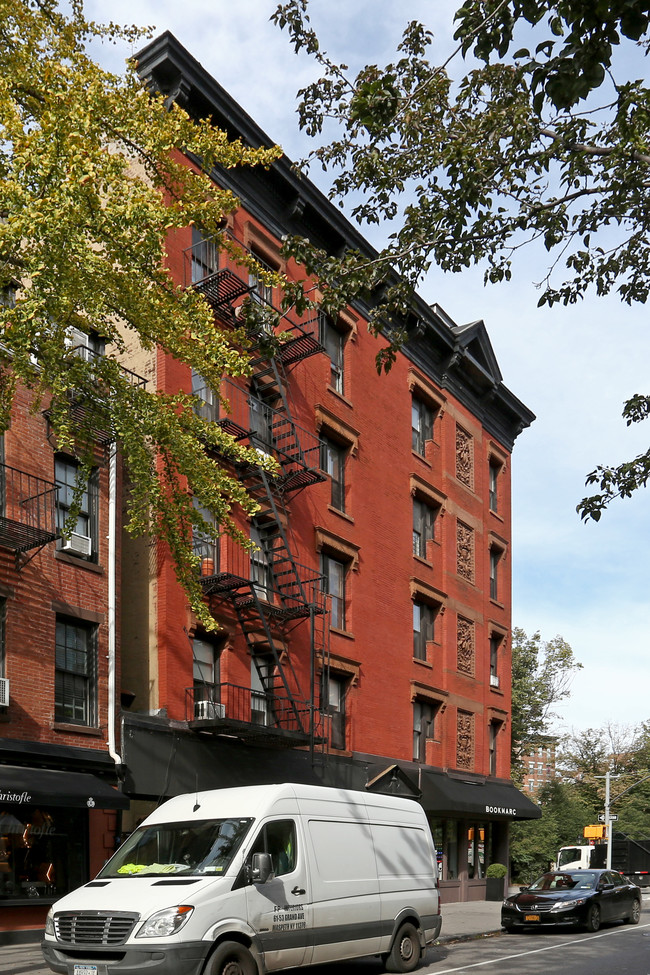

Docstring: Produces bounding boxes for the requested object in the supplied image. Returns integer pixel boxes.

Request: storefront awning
[0,765,129,810]
[420,770,540,820]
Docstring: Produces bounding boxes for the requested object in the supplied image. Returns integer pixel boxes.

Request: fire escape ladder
[231,582,308,734]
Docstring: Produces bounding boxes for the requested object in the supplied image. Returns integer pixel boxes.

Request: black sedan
[502,869,642,932]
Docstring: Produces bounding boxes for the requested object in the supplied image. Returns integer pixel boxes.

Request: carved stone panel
[457,616,475,676]
[456,427,474,489]
[456,710,474,771]
[457,521,475,583]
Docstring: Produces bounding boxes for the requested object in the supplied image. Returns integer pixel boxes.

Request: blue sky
[85,0,650,735]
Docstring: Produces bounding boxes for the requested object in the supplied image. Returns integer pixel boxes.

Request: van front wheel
[204,941,257,975]
[384,922,421,973]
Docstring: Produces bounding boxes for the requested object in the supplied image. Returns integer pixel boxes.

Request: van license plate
[524,914,540,922]
[73,966,98,975]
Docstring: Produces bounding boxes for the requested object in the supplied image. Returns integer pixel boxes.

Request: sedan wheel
[585,904,600,932]
[625,898,641,925]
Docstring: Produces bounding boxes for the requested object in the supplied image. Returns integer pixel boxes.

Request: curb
[435,929,503,946]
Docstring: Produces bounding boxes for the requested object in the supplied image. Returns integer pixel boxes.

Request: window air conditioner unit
[194,700,225,720]
[489,674,500,688]
[0,677,8,707]
[62,533,92,557]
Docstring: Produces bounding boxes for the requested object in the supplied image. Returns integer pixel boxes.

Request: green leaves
[510,627,582,777]
[0,1,283,628]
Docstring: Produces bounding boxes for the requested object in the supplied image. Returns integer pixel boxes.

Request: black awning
[0,765,129,810]
[420,770,541,821]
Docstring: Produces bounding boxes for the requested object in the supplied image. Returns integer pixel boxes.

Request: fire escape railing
[185,230,329,748]
[0,464,59,553]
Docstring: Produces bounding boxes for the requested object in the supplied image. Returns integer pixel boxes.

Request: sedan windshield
[98,818,253,878]
[527,871,596,892]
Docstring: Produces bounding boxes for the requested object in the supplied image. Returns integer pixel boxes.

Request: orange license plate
[524,914,540,922]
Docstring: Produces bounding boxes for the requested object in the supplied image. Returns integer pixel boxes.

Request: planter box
[485,876,505,901]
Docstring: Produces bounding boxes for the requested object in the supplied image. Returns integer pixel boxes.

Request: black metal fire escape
[185,233,329,750]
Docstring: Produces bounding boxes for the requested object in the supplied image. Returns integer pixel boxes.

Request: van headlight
[136,905,194,938]
[44,909,55,937]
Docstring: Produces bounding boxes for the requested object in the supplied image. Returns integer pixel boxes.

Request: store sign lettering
[485,805,517,816]
[0,790,32,804]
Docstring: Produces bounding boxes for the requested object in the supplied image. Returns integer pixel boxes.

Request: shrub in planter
[486,863,507,879]
[485,862,507,900]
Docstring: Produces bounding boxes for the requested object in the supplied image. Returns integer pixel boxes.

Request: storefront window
[0,807,87,901]
[467,823,491,879]
[429,818,459,881]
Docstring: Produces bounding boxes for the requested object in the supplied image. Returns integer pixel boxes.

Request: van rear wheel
[204,941,257,975]
[385,922,421,973]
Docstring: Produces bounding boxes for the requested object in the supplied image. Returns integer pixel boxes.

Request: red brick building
[0,353,130,940]
[522,738,557,795]
[116,33,539,905]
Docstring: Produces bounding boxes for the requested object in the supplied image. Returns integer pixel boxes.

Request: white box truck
[42,782,442,975]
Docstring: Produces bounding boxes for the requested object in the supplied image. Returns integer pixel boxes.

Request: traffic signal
[583,824,607,839]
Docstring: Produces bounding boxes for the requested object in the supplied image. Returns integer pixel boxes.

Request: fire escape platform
[188,714,311,748]
[194,269,252,307]
[0,518,59,553]
[277,331,323,367]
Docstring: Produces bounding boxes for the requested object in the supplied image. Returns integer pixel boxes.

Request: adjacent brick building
[117,33,540,905]
[0,355,130,940]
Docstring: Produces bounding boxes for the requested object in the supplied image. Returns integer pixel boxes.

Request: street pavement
[0,894,584,974]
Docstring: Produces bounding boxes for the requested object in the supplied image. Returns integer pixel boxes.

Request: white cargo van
[42,782,441,975]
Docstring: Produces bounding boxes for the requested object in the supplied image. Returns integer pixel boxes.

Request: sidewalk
[438,897,504,943]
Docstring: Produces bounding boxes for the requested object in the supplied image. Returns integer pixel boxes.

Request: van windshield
[557,848,582,868]
[98,818,253,878]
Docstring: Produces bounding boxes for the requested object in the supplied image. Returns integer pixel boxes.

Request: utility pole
[596,770,650,869]
[595,771,618,869]
[604,771,611,869]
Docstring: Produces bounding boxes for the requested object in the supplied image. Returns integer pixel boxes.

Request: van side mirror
[250,852,273,885]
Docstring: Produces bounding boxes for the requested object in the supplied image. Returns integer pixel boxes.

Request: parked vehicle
[42,782,441,975]
[501,869,642,932]
[556,833,650,887]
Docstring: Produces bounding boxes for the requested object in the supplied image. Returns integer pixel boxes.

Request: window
[320,436,346,511]
[319,313,345,394]
[193,497,219,576]
[65,326,105,362]
[413,700,436,763]
[0,284,16,309]
[191,226,218,284]
[249,251,274,307]
[250,524,273,600]
[413,497,435,559]
[489,721,499,776]
[489,634,501,688]
[251,655,274,726]
[413,601,434,661]
[411,398,433,455]
[249,388,274,450]
[321,553,346,630]
[489,460,500,512]
[192,368,219,423]
[323,672,347,750]
[193,637,220,710]
[55,617,96,725]
[55,456,98,560]
[489,545,503,601]
[249,820,297,877]
[0,806,88,902]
